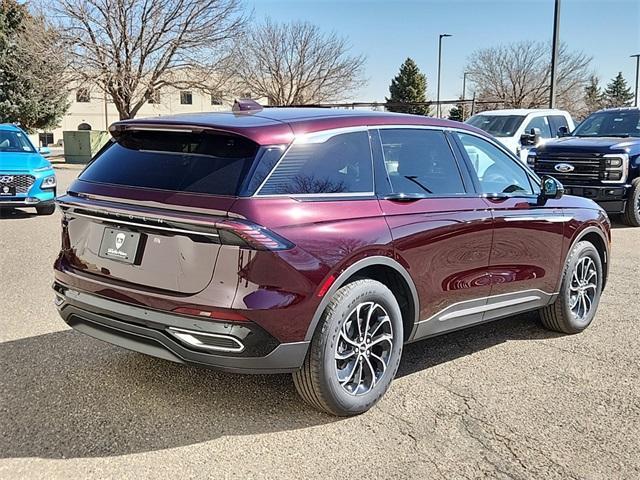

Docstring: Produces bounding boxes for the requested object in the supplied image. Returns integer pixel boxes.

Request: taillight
[216,219,294,251]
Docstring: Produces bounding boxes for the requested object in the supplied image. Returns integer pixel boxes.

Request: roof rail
[232,99,263,113]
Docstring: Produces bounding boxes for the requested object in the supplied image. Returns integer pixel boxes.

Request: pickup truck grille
[534,155,603,184]
[0,174,35,193]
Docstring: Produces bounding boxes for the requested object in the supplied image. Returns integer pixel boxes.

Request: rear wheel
[540,240,603,334]
[36,204,55,216]
[622,178,640,227]
[293,279,403,416]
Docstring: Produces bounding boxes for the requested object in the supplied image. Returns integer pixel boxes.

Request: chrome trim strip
[438,294,542,321]
[504,215,572,223]
[416,289,556,324]
[64,210,220,238]
[70,192,240,218]
[167,327,245,353]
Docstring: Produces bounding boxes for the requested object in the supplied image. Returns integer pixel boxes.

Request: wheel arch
[569,225,609,288]
[304,256,420,343]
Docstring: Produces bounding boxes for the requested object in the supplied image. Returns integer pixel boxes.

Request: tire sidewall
[559,242,603,331]
[317,281,403,415]
[626,180,640,226]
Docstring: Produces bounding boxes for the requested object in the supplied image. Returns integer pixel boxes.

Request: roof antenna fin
[232,99,263,113]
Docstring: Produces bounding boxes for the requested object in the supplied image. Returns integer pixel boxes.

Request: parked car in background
[54,103,610,416]
[529,107,640,226]
[0,123,56,215]
[466,109,575,162]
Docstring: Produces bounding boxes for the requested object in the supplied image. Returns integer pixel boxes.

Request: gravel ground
[1,167,639,479]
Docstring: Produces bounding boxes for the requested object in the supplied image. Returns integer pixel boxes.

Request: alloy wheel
[334,302,394,396]
[569,256,598,321]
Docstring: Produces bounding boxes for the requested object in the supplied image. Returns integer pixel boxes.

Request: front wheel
[540,240,603,334]
[293,279,403,416]
[623,178,640,227]
[36,204,55,216]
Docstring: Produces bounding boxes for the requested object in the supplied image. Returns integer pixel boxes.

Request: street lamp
[631,54,640,107]
[436,33,452,118]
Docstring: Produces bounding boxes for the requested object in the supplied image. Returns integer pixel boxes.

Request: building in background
[36,84,257,146]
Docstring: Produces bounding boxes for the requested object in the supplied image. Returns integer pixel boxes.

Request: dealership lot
[1,166,639,479]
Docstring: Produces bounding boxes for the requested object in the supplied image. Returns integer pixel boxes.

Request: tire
[540,240,603,334]
[623,178,640,227]
[36,204,55,216]
[293,279,404,416]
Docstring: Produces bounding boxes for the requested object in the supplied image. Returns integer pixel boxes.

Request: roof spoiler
[232,99,263,113]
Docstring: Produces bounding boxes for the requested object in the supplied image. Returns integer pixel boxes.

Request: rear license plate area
[98,227,142,264]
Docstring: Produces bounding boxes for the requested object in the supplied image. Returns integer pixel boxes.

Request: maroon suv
[54,103,610,416]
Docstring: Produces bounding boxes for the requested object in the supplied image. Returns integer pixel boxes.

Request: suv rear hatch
[57,126,287,296]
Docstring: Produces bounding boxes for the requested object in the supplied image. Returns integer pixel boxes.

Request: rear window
[257,131,373,195]
[80,130,260,196]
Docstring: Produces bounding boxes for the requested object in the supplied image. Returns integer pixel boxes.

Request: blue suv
[0,123,56,215]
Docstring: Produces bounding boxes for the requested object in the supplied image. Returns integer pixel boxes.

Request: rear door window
[257,130,373,195]
[379,129,466,195]
[79,130,260,196]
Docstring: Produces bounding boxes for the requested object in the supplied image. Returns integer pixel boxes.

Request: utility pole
[462,72,470,120]
[549,0,561,108]
[437,33,452,118]
[632,54,640,107]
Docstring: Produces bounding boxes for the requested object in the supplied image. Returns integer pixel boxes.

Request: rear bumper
[563,185,629,213]
[53,282,309,374]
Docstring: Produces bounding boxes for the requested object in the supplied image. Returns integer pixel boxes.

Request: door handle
[482,193,509,201]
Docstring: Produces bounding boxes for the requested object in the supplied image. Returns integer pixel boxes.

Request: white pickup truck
[466,109,575,163]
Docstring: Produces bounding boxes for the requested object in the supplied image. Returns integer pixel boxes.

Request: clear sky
[249,0,640,102]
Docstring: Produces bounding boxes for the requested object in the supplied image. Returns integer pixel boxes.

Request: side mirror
[557,126,569,137]
[530,127,541,145]
[38,146,51,156]
[540,175,564,202]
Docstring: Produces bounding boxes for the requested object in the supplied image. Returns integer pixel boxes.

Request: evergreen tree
[0,0,69,131]
[386,58,430,115]
[602,72,634,108]
[583,76,603,114]
[448,97,466,121]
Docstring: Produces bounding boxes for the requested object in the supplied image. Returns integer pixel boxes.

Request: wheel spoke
[364,356,377,389]
[339,324,359,347]
[370,315,391,337]
[339,359,359,385]
[370,352,387,374]
[335,348,356,360]
[369,334,393,348]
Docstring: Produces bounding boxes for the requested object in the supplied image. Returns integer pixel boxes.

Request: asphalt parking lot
[1,166,639,480]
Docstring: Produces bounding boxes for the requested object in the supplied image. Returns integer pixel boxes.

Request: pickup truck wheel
[622,178,640,227]
[293,279,403,416]
[540,240,603,334]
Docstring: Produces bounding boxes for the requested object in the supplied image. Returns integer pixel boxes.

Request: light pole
[549,0,561,108]
[631,54,640,107]
[437,33,452,118]
[462,72,470,120]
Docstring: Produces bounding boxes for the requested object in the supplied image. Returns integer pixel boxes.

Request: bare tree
[234,19,366,105]
[51,0,246,120]
[466,41,592,116]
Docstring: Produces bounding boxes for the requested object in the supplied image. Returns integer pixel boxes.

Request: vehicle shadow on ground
[0,312,559,459]
[0,208,37,220]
